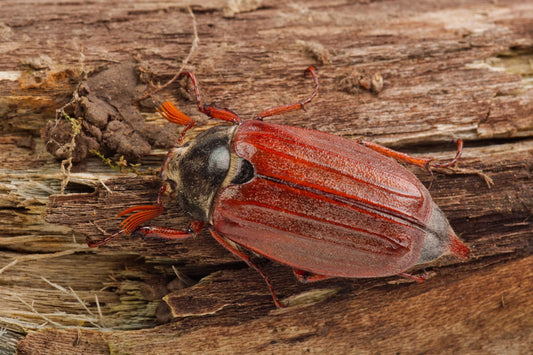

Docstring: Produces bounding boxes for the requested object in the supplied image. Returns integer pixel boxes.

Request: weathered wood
[1,0,532,354]
[16,256,533,354]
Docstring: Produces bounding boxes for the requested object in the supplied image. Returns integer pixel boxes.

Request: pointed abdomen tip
[449,235,470,260]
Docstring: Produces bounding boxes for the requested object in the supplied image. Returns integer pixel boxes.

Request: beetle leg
[399,271,427,283]
[209,228,285,308]
[357,139,463,173]
[179,71,242,124]
[132,220,203,240]
[293,269,333,284]
[87,222,202,248]
[256,66,319,120]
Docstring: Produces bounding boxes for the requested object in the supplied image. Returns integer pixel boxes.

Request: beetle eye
[166,179,178,191]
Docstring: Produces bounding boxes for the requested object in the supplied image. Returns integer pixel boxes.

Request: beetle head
[160,125,238,222]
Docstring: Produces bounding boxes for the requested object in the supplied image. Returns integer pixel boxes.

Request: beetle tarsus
[86,229,126,248]
[429,139,463,169]
[424,160,435,176]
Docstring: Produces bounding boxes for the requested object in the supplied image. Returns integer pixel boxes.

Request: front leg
[87,220,203,248]
[133,221,204,240]
[87,185,203,247]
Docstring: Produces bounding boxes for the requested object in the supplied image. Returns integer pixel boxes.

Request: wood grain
[1,0,532,353]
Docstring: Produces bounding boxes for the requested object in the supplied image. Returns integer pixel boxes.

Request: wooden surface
[1,0,532,354]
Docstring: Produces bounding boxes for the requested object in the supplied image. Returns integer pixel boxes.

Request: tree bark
[1,0,532,354]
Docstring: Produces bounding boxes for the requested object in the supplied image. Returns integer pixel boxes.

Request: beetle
[88,67,470,308]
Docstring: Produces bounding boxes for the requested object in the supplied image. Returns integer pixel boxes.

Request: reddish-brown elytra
[88,67,469,308]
